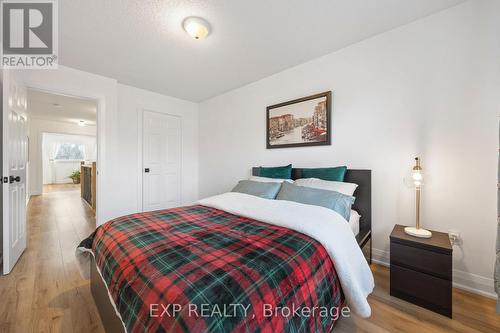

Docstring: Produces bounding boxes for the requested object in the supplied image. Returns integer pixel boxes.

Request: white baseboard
[453,269,497,299]
[371,247,497,299]
[371,248,390,267]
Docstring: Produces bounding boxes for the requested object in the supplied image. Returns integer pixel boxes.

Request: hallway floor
[0,184,104,333]
[43,183,83,193]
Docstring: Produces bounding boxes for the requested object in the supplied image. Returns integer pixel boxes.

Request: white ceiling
[59,0,464,102]
[28,89,97,126]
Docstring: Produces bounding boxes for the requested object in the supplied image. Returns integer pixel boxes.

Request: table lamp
[404,157,432,238]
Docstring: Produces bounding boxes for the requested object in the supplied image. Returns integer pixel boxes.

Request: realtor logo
[1,0,58,69]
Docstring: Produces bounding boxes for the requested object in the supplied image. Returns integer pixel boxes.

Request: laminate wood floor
[43,183,82,193]
[0,185,104,333]
[336,264,500,333]
[0,185,499,333]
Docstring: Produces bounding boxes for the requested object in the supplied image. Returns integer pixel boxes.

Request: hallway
[0,185,104,333]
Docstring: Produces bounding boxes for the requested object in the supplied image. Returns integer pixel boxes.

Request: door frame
[137,108,182,212]
[25,85,105,225]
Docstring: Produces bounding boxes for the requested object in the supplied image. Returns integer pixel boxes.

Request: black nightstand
[389,224,453,318]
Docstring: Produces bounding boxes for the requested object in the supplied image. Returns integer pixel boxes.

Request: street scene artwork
[267,91,331,148]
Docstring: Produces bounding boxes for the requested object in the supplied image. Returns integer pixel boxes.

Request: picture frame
[266,91,331,149]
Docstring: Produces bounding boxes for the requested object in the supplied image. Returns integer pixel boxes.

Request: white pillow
[249,176,293,183]
[293,178,358,196]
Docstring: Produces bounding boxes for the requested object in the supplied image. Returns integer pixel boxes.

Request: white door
[2,71,28,275]
[142,110,181,212]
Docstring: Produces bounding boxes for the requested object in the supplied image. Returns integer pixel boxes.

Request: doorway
[28,89,98,224]
[0,87,105,331]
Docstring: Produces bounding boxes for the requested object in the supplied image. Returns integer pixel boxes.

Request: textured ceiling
[28,89,97,126]
[59,0,464,101]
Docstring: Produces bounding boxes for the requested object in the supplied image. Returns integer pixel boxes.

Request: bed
[79,168,373,333]
[252,167,372,263]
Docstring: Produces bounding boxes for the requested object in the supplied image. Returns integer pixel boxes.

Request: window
[54,143,85,160]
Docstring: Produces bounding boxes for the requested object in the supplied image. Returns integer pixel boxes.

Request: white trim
[371,247,496,299]
[371,248,390,267]
[25,85,105,226]
[137,107,143,212]
[453,269,496,299]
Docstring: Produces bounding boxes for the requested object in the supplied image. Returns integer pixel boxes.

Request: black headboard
[252,167,372,242]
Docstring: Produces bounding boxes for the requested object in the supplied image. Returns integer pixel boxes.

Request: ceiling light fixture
[78,120,86,127]
[182,17,210,40]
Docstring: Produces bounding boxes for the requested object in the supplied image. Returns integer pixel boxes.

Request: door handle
[144,168,150,173]
[9,176,21,183]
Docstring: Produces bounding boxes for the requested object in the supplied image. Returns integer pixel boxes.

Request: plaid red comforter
[81,205,343,333]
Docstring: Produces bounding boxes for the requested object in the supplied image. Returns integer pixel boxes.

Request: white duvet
[198,192,374,318]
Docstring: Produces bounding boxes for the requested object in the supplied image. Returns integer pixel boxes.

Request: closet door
[142,110,181,212]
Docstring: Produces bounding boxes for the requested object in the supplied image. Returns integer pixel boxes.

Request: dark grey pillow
[231,180,282,199]
[276,182,355,220]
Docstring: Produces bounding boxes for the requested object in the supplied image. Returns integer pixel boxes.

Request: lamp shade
[412,157,423,186]
[412,169,423,186]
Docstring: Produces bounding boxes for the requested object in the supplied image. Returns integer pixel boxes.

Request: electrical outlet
[448,230,462,246]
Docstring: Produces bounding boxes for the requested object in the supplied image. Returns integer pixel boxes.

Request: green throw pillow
[300,166,347,182]
[259,164,292,179]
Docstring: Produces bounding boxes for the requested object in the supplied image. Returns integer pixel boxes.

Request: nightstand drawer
[390,241,451,280]
[390,264,452,317]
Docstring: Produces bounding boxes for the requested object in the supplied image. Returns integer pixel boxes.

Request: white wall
[29,119,96,194]
[20,66,199,225]
[115,84,199,217]
[199,0,500,297]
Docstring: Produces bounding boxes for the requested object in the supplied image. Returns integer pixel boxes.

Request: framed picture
[266,91,331,149]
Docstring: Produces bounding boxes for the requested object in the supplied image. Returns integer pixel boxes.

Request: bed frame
[252,167,372,263]
[91,168,372,332]
[91,258,125,332]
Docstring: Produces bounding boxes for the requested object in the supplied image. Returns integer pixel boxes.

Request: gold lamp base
[404,226,432,238]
